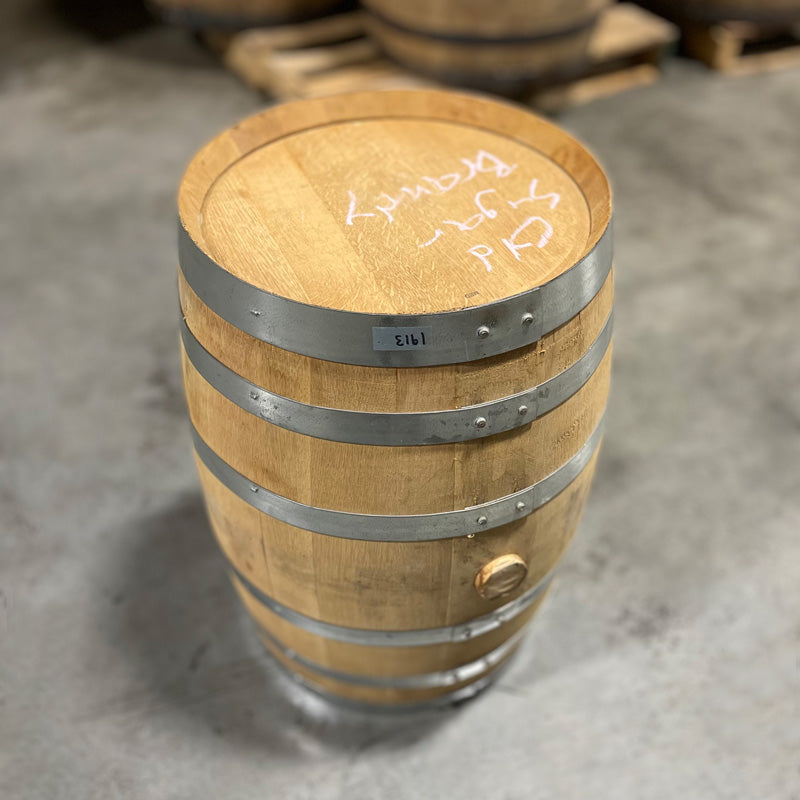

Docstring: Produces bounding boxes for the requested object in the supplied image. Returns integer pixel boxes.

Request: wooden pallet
[681,19,800,75]
[203,12,436,98]
[207,4,679,111]
[530,4,679,112]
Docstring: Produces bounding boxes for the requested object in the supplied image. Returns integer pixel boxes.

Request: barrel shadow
[95,492,455,754]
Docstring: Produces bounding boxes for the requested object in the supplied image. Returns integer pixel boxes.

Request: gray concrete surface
[2,2,799,797]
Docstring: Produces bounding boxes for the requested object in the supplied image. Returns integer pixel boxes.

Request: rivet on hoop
[516,501,526,512]
[477,515,488,526]
[474,417,487,429]
[250,309,262,317]
[518,405,529,416]
[476,325,490,338]
[521,313,535,326]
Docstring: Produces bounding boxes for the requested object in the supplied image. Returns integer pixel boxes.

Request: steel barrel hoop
[181,311,613,446]
[190,415,605,541]
[283,663,510,713]
[177,219,613,367]
[259,624,526,689]
[232,564,555,647]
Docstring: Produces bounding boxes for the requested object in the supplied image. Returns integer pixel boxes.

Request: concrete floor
[2,2,799,797]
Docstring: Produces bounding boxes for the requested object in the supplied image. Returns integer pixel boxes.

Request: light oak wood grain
[178,92,612,292]
[202,449,598,628]
[196,121,590,314]
[184,348,610,511]
[179,91,612,704]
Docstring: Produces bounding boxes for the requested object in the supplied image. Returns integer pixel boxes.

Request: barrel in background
[360,0,612,92]
[177,90,613,707]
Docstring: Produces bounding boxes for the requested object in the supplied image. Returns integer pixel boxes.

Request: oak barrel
[178,90,614,708]
[150,0,351,29]
[360,0,612,91]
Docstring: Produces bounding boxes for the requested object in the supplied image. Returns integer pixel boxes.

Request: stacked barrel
[361,0,612,91]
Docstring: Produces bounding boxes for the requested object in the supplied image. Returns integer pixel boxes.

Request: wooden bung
[475,554,529,600]
[360,0,612,91]
[178,90,613,707]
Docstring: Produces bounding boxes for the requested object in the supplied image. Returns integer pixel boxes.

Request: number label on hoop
[372,326,432,351]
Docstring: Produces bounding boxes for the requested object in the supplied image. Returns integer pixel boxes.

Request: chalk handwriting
[469,244,495,272]
[460,151,518,182]
[441,189,501,233]
[345,149,559,274]
[420,229,444,248]
[508,179,560,210]
[375,193,401,223]
[443,215,484,232]
[345,190,375,226]
[474,189,499,219]
[401,185,433,200]
[502,216,554,259]
[344,150,517,228]
[468,216,553,271]
[423,173,461,193]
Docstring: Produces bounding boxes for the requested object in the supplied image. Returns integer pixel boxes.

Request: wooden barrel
[360,0,611,92]
[639,0,800,23]
[150,0,352,30]
[178,90,613,708]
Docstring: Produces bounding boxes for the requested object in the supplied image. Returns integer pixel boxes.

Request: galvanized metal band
[191,415,604,541]
[286,660,508,713]
[260,624,525,690]
[178,220,612,367]
[182,311,612,446]
[232,565,554,646]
